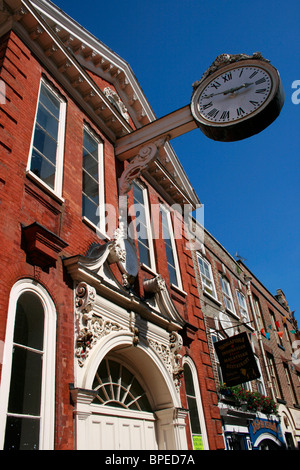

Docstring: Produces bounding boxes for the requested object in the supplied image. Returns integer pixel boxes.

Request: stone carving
[170,332,184,389]
[143,274,166,294]
[149,331,184,391]
[192,52,269,90]
[76,316,122,367]
[75,281,122,366]
[75,282,96,314]
[104,86,129,122]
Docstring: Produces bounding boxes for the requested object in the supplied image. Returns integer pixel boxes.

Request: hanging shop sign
[214,332,260,387]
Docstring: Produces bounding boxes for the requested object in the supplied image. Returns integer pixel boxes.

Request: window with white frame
[236,290,250,323]
[211,331,224,385]
[28,79,66,196]
[253,296,265,331]
[82,126,105,234]
[0,280,56,450]
[197,255,217,299]
[219,276,235,312]
[160,205,182,288]
[183,357,209,450]
[132,181,156,270]
[267,354,282,399]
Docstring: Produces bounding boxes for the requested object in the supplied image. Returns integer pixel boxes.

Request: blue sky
[53,0,299,326]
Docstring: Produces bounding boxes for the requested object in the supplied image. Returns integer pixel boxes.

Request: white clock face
[197,66,272,123]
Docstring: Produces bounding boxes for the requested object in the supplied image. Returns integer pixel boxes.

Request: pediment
[63,242,184,331]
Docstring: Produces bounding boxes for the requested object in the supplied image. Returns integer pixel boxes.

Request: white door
[87,408,158,450]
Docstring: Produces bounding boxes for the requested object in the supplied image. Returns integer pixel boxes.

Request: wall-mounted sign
[214,332,260,386]
[249,418,284,448]
[192,435,203,450]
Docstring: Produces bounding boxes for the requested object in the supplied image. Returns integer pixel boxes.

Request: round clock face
[197,66,272,124]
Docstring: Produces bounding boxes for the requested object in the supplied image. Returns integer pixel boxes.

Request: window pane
[187,396,201,434]
[168,264,178,286]
[83,130,98,157]
[132,182,144,205]
[33,125,57,165]
[14,292,44,351]
[8,346,43,416]
[134,203,147,228]
[82,195,99,226]
[4,416,40,450]
[184,364,195,396]
[36,105,59,140]
[165,242,175,267]
[83,171,99,203]
[39,84,60,119]
[83,151,98,180]
[30,149,55,189]
[138,240,150,266]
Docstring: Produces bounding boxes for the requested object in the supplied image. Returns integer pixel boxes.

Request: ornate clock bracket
[118,136,169,196]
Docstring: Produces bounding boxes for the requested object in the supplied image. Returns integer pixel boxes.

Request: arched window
[0,280,56,450]
[92,358,152,412]
[183,357,209,450]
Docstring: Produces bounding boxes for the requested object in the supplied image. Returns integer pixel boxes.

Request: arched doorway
[72,333,188,450]
[86,356,157,450]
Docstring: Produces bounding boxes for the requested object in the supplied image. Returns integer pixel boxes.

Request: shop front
[248,416,285,450]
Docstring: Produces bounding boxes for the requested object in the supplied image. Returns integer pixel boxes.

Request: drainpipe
[245,277,276,402]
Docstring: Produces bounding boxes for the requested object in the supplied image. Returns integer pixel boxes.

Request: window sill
[203,290,222,306]
[171,283,187,297]
[82,216,109,241]
[140,263,158,277]
[26,170,64,204]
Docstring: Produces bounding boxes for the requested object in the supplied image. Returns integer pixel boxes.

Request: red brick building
[191,227,300,449]
[0,0,223,450]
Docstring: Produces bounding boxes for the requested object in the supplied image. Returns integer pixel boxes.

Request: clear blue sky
[53,0,300,326]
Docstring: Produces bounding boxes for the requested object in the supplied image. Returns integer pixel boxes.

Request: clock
[190,53,284,142]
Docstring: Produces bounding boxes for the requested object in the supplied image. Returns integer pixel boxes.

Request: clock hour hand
[223,82,253,95]
[203,82,253,98]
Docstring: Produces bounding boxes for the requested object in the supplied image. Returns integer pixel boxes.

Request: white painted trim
[132,180,156,272]
[182,356,210,450]
[0,279,56,450]
[160,204,183,290]
[26,77,67,199]
[82,124,106,237]
[197,252,218,301]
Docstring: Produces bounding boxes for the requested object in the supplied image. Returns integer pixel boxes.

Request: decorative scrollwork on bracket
[118,137,168,196]
[149,331,184,391]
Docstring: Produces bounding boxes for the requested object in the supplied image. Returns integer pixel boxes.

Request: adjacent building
[191,227,300,449]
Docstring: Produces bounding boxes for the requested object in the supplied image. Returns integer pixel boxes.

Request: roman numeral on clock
[221,72,232,82]
[220,110,230,120]
[211,81,221,89]
[256,88,267,94]
[249,71,259,79]
[249,100,259,106]
[236,107,245,117]
[207,108,219,118]
[255,77,266,85]
[202,101,213,110]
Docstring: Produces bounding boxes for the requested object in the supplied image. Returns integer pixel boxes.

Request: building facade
[191,227,300,450]
[0,0,224,450]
